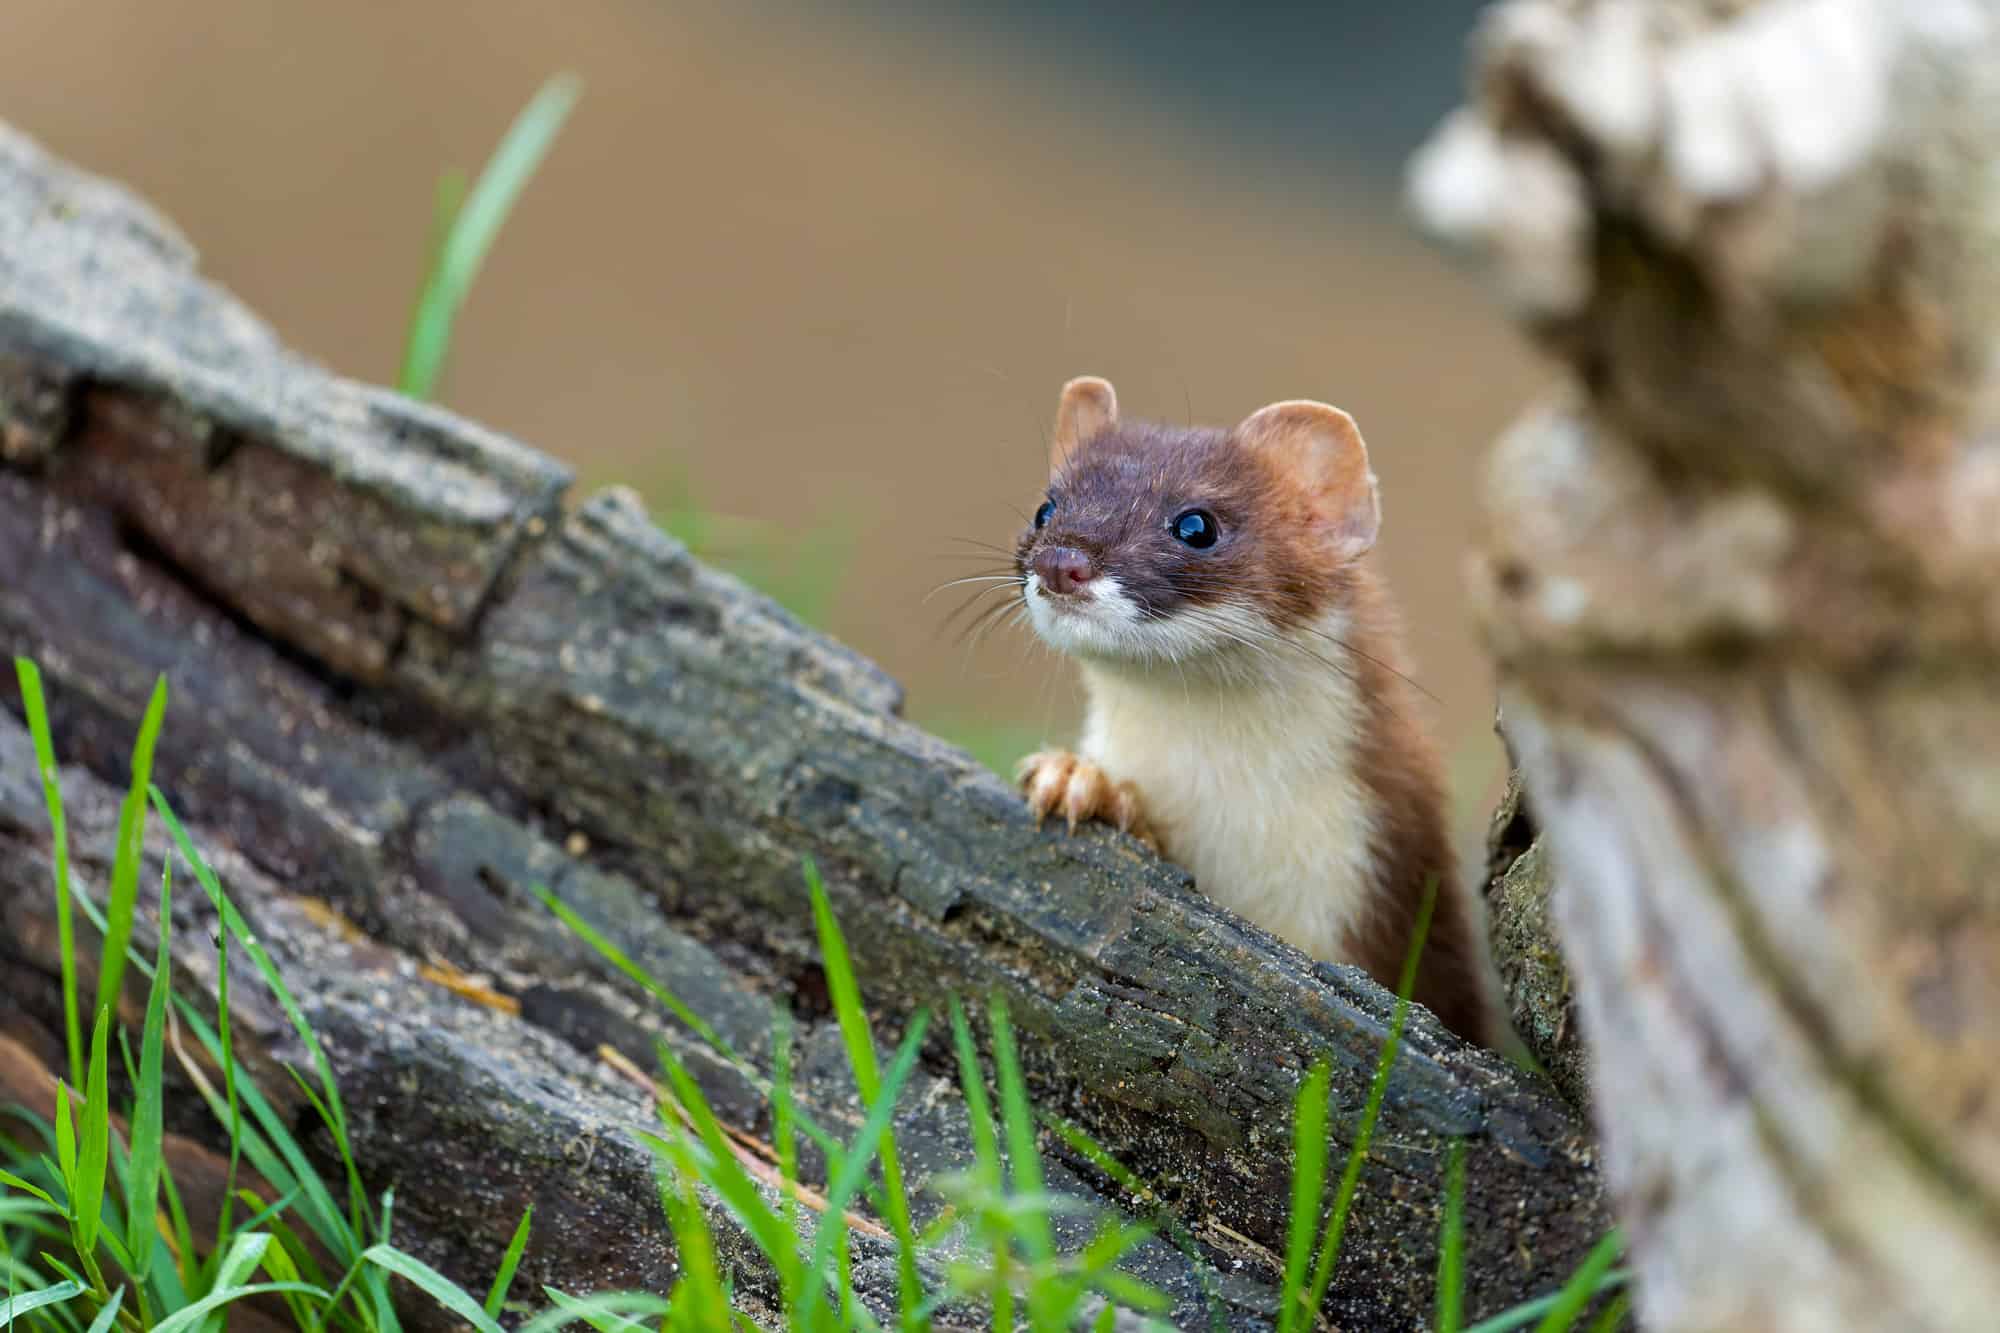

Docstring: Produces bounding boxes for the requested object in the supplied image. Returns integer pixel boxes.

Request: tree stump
[1411,2,2000,1328]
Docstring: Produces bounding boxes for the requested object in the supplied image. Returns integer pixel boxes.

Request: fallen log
[0,121,1605,1329]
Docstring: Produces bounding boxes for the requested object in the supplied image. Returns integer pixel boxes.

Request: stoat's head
[1015,375,1381,669]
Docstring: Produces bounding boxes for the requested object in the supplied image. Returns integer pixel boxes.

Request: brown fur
[1333,570,1494,1044]
[1017,378,1496,1045]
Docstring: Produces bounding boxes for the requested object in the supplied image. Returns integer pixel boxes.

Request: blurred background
[0,0,1546,851]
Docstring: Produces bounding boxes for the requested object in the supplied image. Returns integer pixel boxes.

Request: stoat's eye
[1033,499,1055,530]
[1171,509,1218,548]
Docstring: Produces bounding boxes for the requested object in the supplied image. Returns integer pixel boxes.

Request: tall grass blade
[205,1231,274,1303]
[948,999,1013,1333]
[150,789,365,1238]
[1583,1290,1631,1332]
[0,1280,84,1322]
[1301,877,1440,1319]
[793,1010,931,1325]
[804,858,922,1318]
[1436,1138,1468,1333]
[1276,1060,1330,1333]
[97,676,167,1025]
[522,1288,674,1333]
[72,1007,112,1254]
[771,1017,801,1247]
[991,995,1074,1330]
[53,1081,76,1189]
[398,73,581,399]
[168,998,350,1265]
[1530,1230,1624,1333]
[649,1045,796,1298]
[14,658,82,1088]
[147,1283,328,1333]
[650,1157,733,1331]
[528,885,740,1064]
[122,858,172,1275]
[1457,1276,1629,1333]
[81,1284,124,1333]
[362,1245,501,1333]
[483,1206,533,1318]
[0,1169,56,1209]
[1038,1112,1226,1332]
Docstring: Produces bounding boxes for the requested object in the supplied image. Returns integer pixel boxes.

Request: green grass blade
[1583,1289,1632,1333]
[1436,1138,1468,1333]
[397,73,581,400]
[153,1164,195,1309]
[528,886,741,1065]
[769,1016,803,1305]
[804,858,922,1319]
[482,1206,533,1318]
[1458,1269,1630,1333]
[81,1284,124,1333]
[0,1280,84,1322]
[1037,1112,1227,1332]
[211,1231,273,1289]
[948,998,1016,1328]
[947,1001,1001,1178]
[212,899,243,1252]
[1530,1230,1624,1333]
[168,997,350,1265]
[53,1083,76,1190]
[417,166,468,321]
[362,1245,501,1333]
[651,1157,733,1332]
[14,659,83,1089]
[536,884,855,1173]
[71,1007,111,1254]
[150,789,364,1239]
[96,676,167,1027]
[1276,1060,1330,1333]
[651,1045,798,1295]
[148,1283,328,1333]
[521,1288,673,1333]
[122,856,172,1275]
[1301,877,1440,1320]
[986,999,1052,1264]
[0,1170,57,1210]
[794,1010,931,1324]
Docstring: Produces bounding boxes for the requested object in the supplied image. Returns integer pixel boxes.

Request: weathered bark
[1481,767,1588,1110]
[0,125,1606,1327]
[1411,2,2000,1329]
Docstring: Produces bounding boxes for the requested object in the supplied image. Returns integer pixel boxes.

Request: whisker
[922,574,1024,605]
[958,597,1028,654]
[936,585,1025,638]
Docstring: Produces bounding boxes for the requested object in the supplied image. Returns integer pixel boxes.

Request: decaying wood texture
[0,125,1607,1328]
[1411,1,2000,1329]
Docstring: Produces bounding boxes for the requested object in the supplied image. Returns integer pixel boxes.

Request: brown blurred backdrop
[0,0,1546,848]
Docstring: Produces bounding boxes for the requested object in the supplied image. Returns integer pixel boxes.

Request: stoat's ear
[1234,399,1380,558]
[1051,376,1118,472]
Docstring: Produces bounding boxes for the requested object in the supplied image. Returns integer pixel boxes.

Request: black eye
[1171,509,1217,548]
[1033,499,1055,530]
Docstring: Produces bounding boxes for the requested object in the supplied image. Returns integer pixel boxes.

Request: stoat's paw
[1014,750,1157,850]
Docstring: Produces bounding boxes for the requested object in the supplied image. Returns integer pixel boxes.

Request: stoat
[1012,377,1492,1044]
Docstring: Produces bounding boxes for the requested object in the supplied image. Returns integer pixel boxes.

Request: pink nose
[1032,547,1096,596]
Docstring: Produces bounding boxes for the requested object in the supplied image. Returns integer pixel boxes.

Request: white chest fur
[1077,637,1381,963]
